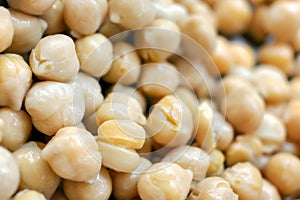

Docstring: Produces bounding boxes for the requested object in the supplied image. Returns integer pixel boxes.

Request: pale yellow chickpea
[264,152,300,195]
[64,0,107,36]
[41,127,101,182]
[230,42,255,69]
[146,95,193,147]
[258,43,294,74]
[98,18,126,38]
[280,140,300,157]
[174,87,198,118]
[137,162,193,200]
[135,19,181,62]
[215,0,253,36]
[247,6,268,43]
[226,135,263,166]
[12,190,46,200]
[7,0,55,15]
[162,145,209,181]
[188,177,238,200]
[76,72,104,117]
[252,154,270,171]
[13,142,60,199]
[63,167,112,200]
[40,0,66,35]
[0,108,31,151]
[0,54,32,111]
[266,102,287,119]
[0,146,20,200]
[207,149,225,177]
[248,113,286,154]
[6,9,47,54]
[112,158,152,199]
[223,162,263,200]
[109,0,156,29]
[0,7,14,53]
[284,99,300,142]
[75,33,113,78]
[260,179,281,200]
[138,62,179,98]
[25,81,85,136]
[30,34,79,82]
[103,42,141,85]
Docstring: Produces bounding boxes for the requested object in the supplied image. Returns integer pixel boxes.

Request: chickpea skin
[0,7,14,52]
[7,0,56,15]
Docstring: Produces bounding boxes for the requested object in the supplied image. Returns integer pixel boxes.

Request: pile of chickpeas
[2,0,300,199]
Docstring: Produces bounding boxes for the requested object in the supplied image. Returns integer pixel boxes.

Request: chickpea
[247,6,268,43]
[0,7,14,52]
[40,0,66,35]
[0,108,31,151]
[280,140,300,157]
[41,127,102,182]
[264,152,300,195]
[109,0,156,29]
[13,142,60,199]
[188,177,238,200]
[30,34,79,82]
[146,95,193,147]
[6,9,47,54]
[226,135,263,166]
[75,33,113,78]
[0,54,32,111]
[103,42,141,85]
[63,167,112,200]
[25,81,85,136]
[95,92,146,126]
[97,141,140,172]
[152,1,188,24]
[248,113,286,154]
[252,154,270,171]
[174,87,198,117]
[83,113,101,136]
[97,120,146,150]
[0,146,20,200]
[7,0,55,15]
[137,162,193,200]
[207,149,225,177]
[64,0,107,36]
[283,99,300,142]
[112,158,152,199]
[260,179,281,200]
[76,72,104,117]
[12,190,46,200]
[98,18,126,38]
[258,43,294,74]
[230,42,255,69]
[290,77,300,100]
[138,62,179,98]
[223,162,263,200]
[162,146,209,181]
[135,19,181,62]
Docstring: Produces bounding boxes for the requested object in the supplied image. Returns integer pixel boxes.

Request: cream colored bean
[137,162,193,200]
[223,162,263,200]
[109,0,156,29]
[75,33,113,78]
[25,81,85,136]
[0,146,20,200]
[207,149,225,177]
[252,154,270,171]
[248,6,268,43]
[284,99,300,142]
[153,1,187,24]
[260,179,281,200]
[138,62,179,98]
[280,140,300,157]
[230,42,255,69]
[162,146,209,181]
[226,135,263,166]
[290,76,300,99]
[98,17,126,38]
[7,0,55,15]
[0,108,31,151]
[146,95,193,147]
[97,141,140,172]
[40,0,66,35]
[188,177,238,200]
[76,72,103,117]
[175,87,198,118]
[30,34,79,82]
[264,152,300,195]
[13,142,60,199]
[103,42,141,85]
[41,127,101,182]
[83,113,100,135]
[64,0,107,36]
[112,158,152,199]
[63,167,112,200]
[6,9,47,54]
[0,54,32,111]
[248,113,286,154]
[0,7,14,52]
[12,190,46,200]
[135,19,181,62]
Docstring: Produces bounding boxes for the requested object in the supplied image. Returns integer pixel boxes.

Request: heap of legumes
[1,0,300,199]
